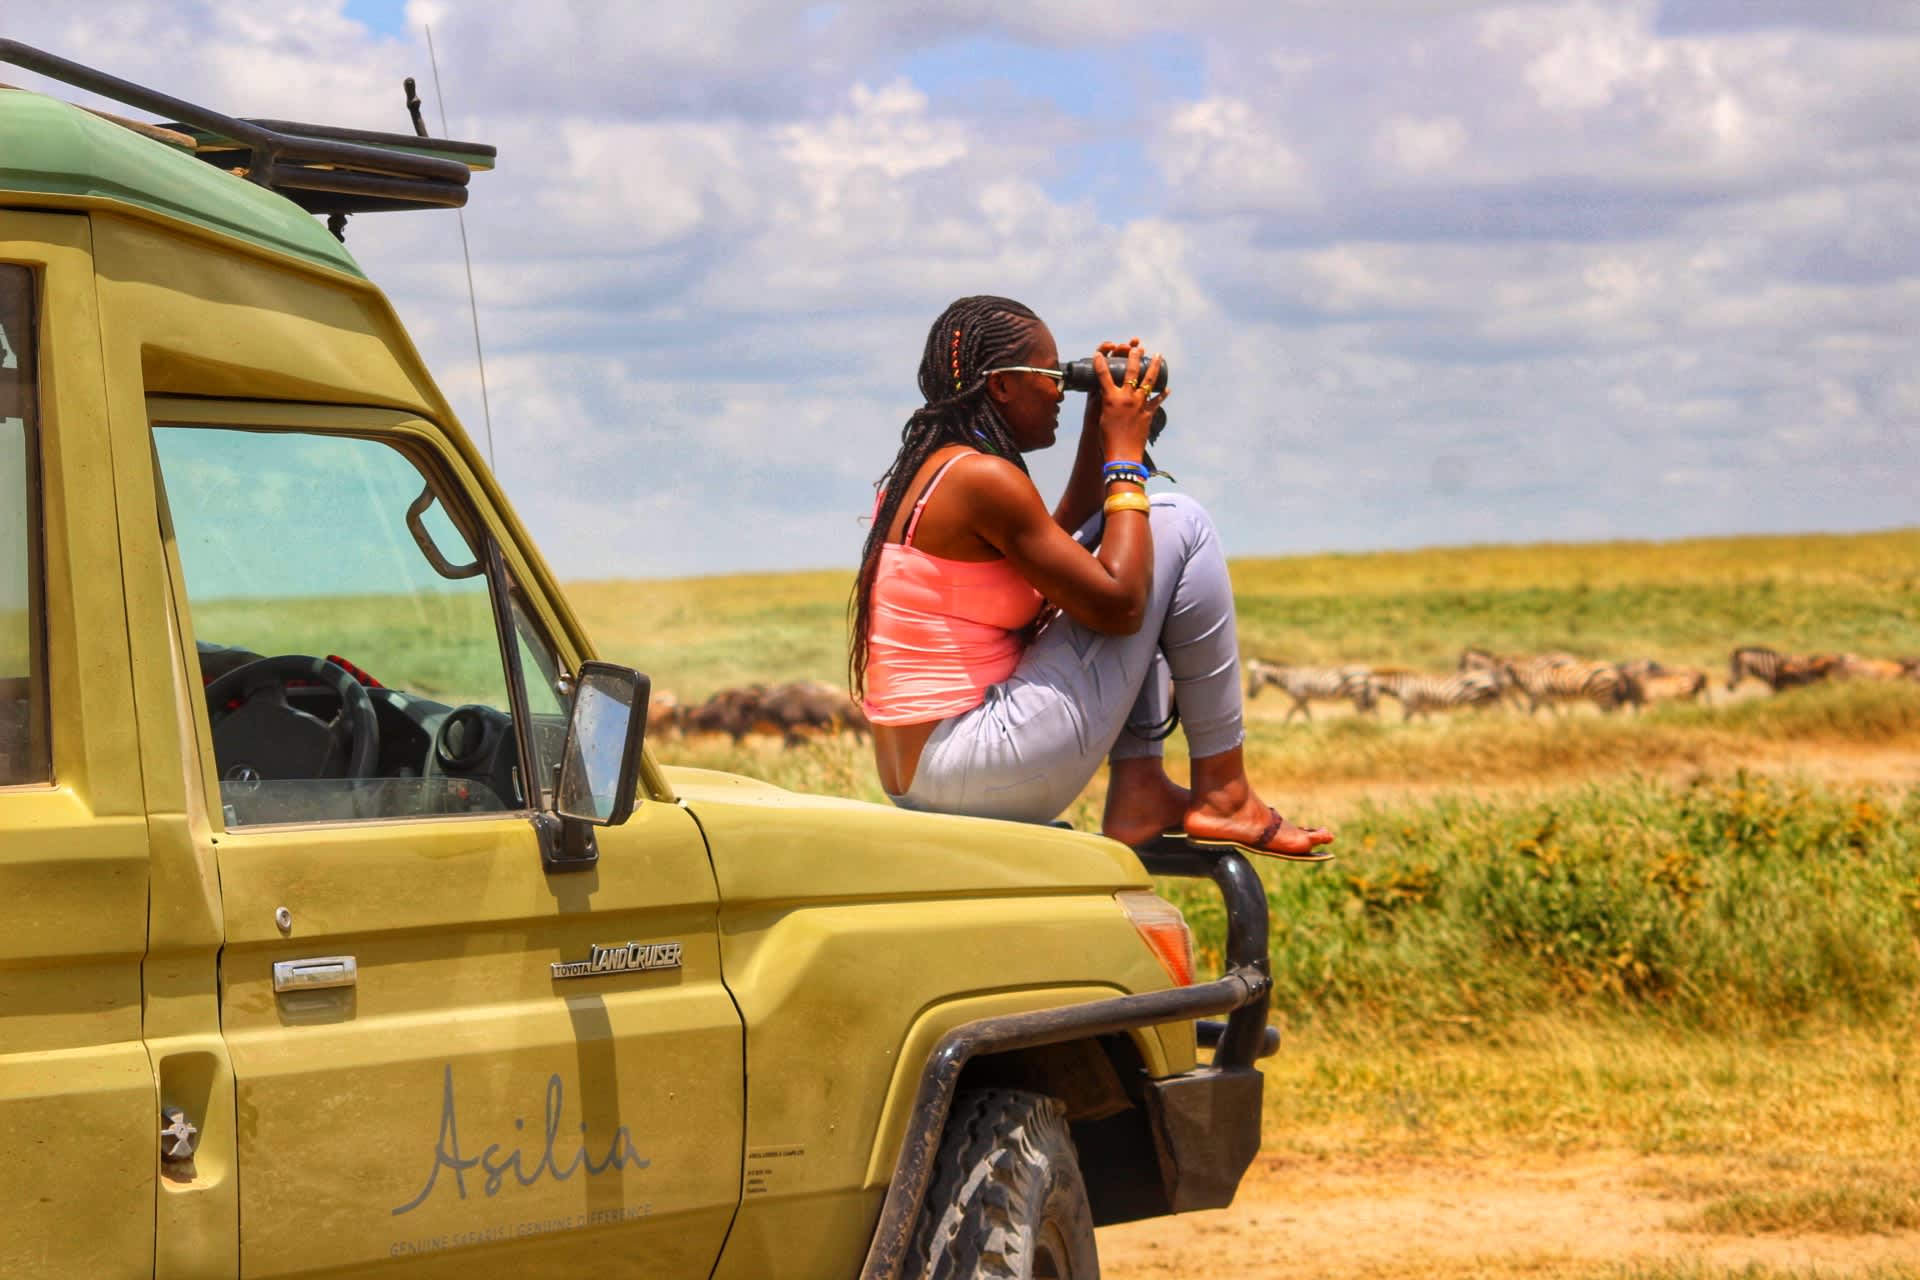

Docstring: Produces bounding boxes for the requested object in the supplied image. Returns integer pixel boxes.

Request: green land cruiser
[0,43,1272,1279]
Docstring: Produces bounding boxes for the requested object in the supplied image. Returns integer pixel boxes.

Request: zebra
[1727,646,1840,692]
[1727,646,1784,691]
[1458,646,1503,675]
[1245,659,1378,722]
[1502,658,1637,714]
[1461,648,1578,709]
[1373,669,1502,721]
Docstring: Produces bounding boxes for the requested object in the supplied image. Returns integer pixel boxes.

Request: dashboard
[200,643,565,826]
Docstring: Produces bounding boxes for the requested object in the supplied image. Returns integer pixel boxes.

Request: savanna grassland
[578,527,1920,1279]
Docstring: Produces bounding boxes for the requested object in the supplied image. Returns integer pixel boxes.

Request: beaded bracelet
[1103,491,1152,516]
[1103,461,1149,485]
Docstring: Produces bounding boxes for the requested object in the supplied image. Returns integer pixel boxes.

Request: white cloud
[2,0,1914,579]
[1375,114,1468,175]
[1159,98,1315,213]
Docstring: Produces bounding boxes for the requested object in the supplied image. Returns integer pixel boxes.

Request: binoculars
[1062,356,1170,442]
[1061,355,1169,397]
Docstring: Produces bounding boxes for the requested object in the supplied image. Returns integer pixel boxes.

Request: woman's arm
[1052,338,1143,532]
[970,346,1166,635]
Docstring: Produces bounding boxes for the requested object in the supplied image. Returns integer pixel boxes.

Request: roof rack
[0,40,494,216]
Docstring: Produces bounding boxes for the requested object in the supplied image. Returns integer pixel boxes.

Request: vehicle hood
[663,766,1150,903]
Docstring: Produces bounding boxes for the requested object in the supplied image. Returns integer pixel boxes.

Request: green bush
[1163,774,1920,1035]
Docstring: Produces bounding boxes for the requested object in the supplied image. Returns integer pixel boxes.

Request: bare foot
[1101,757,1191,847]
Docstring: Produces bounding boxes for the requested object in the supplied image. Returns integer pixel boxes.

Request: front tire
[906,1089,1099,1280]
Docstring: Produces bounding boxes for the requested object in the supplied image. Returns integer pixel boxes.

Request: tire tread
[905,1089,1098,1280]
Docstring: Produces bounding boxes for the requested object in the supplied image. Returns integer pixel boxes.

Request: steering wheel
[204,655,381,782]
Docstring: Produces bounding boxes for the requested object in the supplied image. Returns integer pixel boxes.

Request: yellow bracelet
[1103,491,1152,516]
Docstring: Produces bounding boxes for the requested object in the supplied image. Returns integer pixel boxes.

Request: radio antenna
[422,24,496,470]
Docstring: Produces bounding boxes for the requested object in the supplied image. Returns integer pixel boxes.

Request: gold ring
[1125,379,1139,390]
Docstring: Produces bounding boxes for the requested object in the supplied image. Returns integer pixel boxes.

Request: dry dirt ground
[1097,1151,1920,1279]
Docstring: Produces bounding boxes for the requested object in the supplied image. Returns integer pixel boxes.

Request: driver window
[154,425,525,826]
[0,264,47,786]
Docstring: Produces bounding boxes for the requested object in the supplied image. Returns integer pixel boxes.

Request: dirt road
[1098,1151,1920,1279]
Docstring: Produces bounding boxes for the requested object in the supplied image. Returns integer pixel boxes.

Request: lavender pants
[885,492,1243,824]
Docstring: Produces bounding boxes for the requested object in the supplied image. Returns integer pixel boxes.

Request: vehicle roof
[0,86,364,278]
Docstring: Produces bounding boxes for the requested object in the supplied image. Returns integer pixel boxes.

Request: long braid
[848,296,1042,699]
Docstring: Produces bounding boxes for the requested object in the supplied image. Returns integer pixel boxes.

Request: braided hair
[848,295,1043,699]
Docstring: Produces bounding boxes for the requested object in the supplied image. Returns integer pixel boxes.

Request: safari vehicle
[0,43,1273,1279]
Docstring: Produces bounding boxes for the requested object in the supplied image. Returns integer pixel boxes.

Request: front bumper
[859,844,1276,1279]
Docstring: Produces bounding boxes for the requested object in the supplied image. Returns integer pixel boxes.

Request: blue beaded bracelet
[1103,461,1149,484]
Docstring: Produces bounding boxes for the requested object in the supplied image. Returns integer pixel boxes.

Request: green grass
[1229,529,1920,673]
[1237,577,1920,674]
[559,528,1920,700]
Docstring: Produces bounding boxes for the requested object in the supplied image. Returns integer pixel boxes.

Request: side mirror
[539,662,648,872]
[556,662,650,827]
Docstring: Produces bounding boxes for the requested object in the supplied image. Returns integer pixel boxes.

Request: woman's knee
[1151,490,1212,522]
[1149,491,1220,550]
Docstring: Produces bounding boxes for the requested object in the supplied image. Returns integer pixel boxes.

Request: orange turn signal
[1116,890,1194,987]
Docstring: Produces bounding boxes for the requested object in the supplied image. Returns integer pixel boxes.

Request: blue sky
[343,0,411,38]
[9,1,1917,579]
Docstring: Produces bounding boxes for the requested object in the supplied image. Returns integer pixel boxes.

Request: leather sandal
[1181,807,1335,863]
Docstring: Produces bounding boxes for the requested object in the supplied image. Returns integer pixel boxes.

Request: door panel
[137,405,743,1277]
[0,803,154,1278]
[215,804,741,1278]
[0,214,153,1280]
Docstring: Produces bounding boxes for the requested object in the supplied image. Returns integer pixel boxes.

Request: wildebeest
[1244,659,1378,722]
[759,680,871,744]
[646,689,683,739]
[1727,646,1840,693]
[1835,654,1909,682]
[683,680,869,747]
[1633,667,1710,706]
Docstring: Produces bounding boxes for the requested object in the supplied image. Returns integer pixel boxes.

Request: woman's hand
[1092,338,1167,463]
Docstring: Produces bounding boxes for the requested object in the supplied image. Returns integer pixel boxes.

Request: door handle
[273,956,358,993]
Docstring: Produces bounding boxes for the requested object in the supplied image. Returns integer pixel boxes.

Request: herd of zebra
[1244,646,1920,722]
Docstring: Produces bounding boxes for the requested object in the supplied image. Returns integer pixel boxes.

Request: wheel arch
[950,1032,1180,1227]
[860,986,1183,1193]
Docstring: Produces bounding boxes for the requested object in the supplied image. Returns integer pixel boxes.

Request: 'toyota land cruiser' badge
[551,941,683,980]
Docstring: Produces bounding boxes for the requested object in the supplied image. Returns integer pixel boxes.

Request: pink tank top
[863,454,1044,726]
